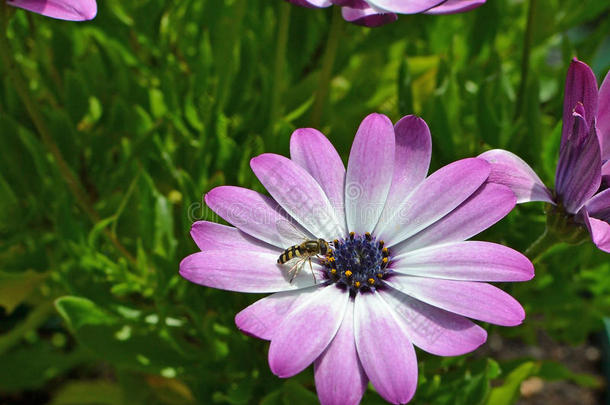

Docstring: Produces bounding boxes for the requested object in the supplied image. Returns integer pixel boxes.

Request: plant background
[1,0,610,404]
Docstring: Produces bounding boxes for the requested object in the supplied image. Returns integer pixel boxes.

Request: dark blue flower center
[323,232,391,295]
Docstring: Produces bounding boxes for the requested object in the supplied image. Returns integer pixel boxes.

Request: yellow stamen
[368,278,375,285]
[345,270,352,277]
[354,281,361,288]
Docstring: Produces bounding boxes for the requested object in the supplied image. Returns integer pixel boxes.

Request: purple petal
[366,0,445,14]
[386,276,526,326]
[375,158,490,246]
[235,287,319,340]
[345,113,395,234]
[190,221,279,253]
[584,188,610,222]
[391,183,516,253]
[381,288,487,356]
[290,128,347,232]
[598,71,610,161]
[205,186,305,248]
[179,251,320,293]
[425,0,486,14]
[7,0,97,20]
[555,110,602,213]
[285,0,332,7]
[332,0,369,6]
[602,161,610,188]
[269,286,348,378]
[561,59,598,149]
[314,302,368,405]
[251,153,342,240]
[378,115,432,222]
[392,241,534,282]
[479,149,554,204]
[354,292,418,404]
[581,210,610,253]
[341,5,398,27]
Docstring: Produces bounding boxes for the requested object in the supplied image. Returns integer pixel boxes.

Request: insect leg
[288,258,305,283]
[308,256,317,284]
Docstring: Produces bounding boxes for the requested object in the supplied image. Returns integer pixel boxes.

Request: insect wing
[275,219,309,247]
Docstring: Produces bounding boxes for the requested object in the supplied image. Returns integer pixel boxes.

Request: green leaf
[538,361,601,388]
[460,373,490,405]
[56,296,116,329]
[0,342,89,392]
[398,56,414,116]
[87,216,118,249]
[0,270,47,314]
[485,361,538,405]
[55,296,188,373]
[281,380,318,405]
[260,390,283,405]
[50,381,123,405]
[64,70,90,123]
[150,88,168,119]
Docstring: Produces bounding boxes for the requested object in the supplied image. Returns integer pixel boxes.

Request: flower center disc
[324,232,390,294]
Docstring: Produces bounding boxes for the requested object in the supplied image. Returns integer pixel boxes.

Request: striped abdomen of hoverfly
[277,245,304,264]
[277,239,329,264]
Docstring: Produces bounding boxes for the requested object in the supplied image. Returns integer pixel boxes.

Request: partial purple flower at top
[480,59,610,253]
[286,0,486,27]
[180,113,533,404]
[6,0,97,21]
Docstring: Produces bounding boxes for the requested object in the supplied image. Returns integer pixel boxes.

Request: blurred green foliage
[0,0,609,403]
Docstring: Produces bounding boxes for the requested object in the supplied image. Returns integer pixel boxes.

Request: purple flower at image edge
[180,113,533,404]
[6,0,97,21]
[286,0,486,27]
[480,59,610,253]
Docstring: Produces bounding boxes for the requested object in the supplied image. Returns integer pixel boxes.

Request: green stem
[269,2,290,132]
[513,0,536,121]
[310,6,342,128]
[0,9,135,265]
[524,229,559,263]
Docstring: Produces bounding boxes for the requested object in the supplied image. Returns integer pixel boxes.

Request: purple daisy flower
[286,0,486,27]
[6,0,97,21]
[480,59,610,253]
[180,113,533,404]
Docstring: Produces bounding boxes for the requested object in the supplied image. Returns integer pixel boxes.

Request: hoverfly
[275,219,331,284]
